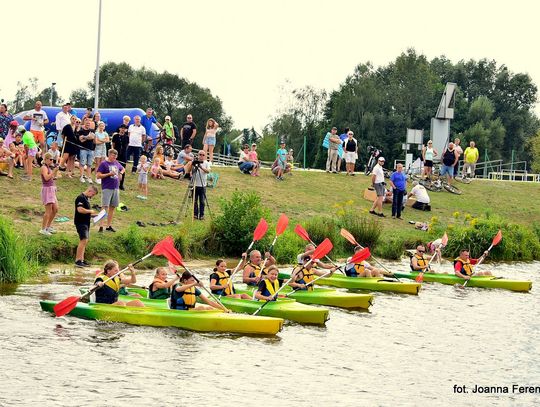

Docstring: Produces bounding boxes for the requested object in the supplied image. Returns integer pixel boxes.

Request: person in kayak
[242,250,276,286]
[94,260,144,307]
[345,246,386,277]
[209,256,251,299]
[454,249,492,280]
[290,255,337,291]
[296,244,338,271]
[170,271,223,311]
[148,267,180,299]
[254,266,281,302]
[410,244,436,273]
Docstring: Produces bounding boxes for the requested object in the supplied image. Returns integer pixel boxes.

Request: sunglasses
[418,250,425,253]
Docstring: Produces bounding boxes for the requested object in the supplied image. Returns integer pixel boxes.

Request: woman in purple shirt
[389,163,407,219]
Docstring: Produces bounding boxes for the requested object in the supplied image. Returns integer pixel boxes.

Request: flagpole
[94,0,102,111]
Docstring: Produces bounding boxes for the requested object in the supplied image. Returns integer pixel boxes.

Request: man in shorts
[23,100,49,152]
[369,157,386,217]
[74,185,99,268]
[440,142,459,184]
[96,149,125,232]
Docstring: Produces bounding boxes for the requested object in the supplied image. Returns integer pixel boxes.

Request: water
[1,261,539,406]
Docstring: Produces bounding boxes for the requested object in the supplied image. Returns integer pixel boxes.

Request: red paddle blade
[492,230,502,247]
[294,224,310,241]
[312,238,333,260]
[441,232,448,247]
[53,296,81,317]
[340,228,358,246]
[350,247,371,264]
[152,236,184,266]
[415,273,424,283]
[253,218,269,241]
[276,213,289,235]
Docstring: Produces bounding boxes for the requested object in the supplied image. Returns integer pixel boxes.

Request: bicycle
[415,169,462,195]
[143,131,182,160]
[364,145,383,176]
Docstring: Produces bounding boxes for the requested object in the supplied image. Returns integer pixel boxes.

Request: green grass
[0,166,539,267]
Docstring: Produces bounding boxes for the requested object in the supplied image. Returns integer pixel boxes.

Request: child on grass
[136,155,149,200]
[248,143,260,176]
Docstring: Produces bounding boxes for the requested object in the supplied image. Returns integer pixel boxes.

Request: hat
[378,157,385,162]
[412,180,419,187]
[9,120,18,127]
[17,125,26,133]
[165,115,171,120]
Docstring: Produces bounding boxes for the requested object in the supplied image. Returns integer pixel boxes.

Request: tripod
[177,162,213,222]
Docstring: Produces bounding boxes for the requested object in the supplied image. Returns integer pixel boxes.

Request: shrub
[373,237,404,260]
[272,230,305,264]
[303,216,341,256]
[337,212,382,251]
[117,225,147,257]
[0,216,37,283]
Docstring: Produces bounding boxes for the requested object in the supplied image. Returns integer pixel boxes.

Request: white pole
[94,0,102,111]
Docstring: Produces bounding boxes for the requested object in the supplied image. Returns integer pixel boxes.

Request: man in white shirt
[23,100,49,151]
[191,150,211,220]
[127,115,146,173]
[408,181,431,211]
[369,157,386,217]
[55,103,71,147]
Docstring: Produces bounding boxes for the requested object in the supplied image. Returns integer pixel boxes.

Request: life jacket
[442,148,456,166]
[258,278,280,301]
[94,272,121,304]
[295,267,315,291]
[211,270,235,296]
[245,262,267,286]
[454,257,474,276]
[170,284,198,310]
[345,262,365,277]
[148,279,171,300]
[410,254,429,272]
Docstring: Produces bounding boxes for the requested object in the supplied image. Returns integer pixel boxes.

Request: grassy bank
[0,166,539,275]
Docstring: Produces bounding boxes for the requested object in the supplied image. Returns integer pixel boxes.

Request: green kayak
[40,300,283,336]
[125,288,329,325]
[392,271,532,292]
[278,272,421,295]
[235,285,373,310]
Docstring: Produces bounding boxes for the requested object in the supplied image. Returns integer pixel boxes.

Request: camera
[192,159,202,166]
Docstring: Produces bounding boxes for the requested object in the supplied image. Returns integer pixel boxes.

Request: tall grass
[0,217,36,283]
[338,212,382,250]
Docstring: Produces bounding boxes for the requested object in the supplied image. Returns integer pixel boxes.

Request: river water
[0,260,538,407]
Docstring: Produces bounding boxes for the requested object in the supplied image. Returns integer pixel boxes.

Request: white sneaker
[46,227,57,234]
[39,229,52,236]
[80,176,86,183]
[96,178,101,185]
[87,178,93,184]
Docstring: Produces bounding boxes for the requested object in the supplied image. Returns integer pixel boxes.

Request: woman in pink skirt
[40,152,59,236]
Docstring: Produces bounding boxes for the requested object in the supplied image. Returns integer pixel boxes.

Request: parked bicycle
[364,145,383,176]
[410,170,462,195]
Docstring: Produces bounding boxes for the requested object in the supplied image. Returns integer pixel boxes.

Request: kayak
[279,272,421,295]
[392,271,533,292]
[125,288,329,325]
[235,286,373,310]
[40,300,283,336]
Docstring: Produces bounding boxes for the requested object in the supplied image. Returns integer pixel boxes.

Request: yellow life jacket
[260,278,280,302]
[94,272,121,293]
[354,262,365,275]
[182,286,197,307]
[296,267,315,291]
[411,254,428,271]
[246,262,267,278]
[213,270,233,296]
[454,257,474,276]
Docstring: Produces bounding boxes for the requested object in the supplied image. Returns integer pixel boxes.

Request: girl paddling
[94,260,144,307]
[148,267,180,299]
[209,256,251,299]
[170,271,223,311]
[254,266,281,302]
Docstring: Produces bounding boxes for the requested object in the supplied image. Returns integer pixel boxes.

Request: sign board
[406,129,423,144]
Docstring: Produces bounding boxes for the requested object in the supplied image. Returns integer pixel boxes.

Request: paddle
[286,246,370,296]
[253,238,333,315]
[295,224,344,274]
[340,228,399,281]
[259,214,288,273]
[52,236,178,317]
[156,238,231,312]
[226,218,269,292]
[461,230,502,288]
[416,232,448,283]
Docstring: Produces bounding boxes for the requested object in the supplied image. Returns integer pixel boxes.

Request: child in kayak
[94,260,145,307]
[170,271,223,311]
[345,245,386,277]
[148,267,180,299]
[296,243,337,271]
[209,256,252,299]
[290,255,336,291]
[454,249,492,280]
[254,266,281,302]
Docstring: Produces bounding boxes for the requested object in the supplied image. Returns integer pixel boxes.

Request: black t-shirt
[181,122,196,140]
[345,139,357,152]
[112,133,129,158]
[62,124,79,148]
[74,193,91,226]
[78,128,95,151]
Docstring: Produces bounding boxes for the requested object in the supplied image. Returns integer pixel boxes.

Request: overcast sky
[3,0,539,130]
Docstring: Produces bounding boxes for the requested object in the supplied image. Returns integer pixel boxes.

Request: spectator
[19,125,38,181]
[93,121,109,184]
[120,115,131,130]
[141,108,162,146]
[163,115,175,144]
[47,142,61,166]
[12,133,26,168]
[441,142,459,184]
[337,127,349,172]
[422,140,438,179]
[78,117,96,184]
[180,114,197,148]
[153,146,181,179]
[408,181,431,211]
[369,157,386,217]
[96,149,125,232]
[453,137,463,178]
[127,115,146,173]
[177,144,195,178]
[191,150,211,220]
[55,103,71,145]
[202,118,219,163]
[462,141,479,178]
[238,144,255,174]
[60,116,80,178]
[150,156,165,179]
[248,143,260,177]
[111,124,129,190]
[342,130,358,176]
[4,120,19,150]
[0,137,15,178]
[275,141,288,181]
[74,185,99,268]
[389,163,407,219]
[286,149,295,174]
[23,101,49,152]
[90,111,102,131]
[0,103,14,138]
[325,127,341,173]
[39,152,59,236]
[136,155,150,200]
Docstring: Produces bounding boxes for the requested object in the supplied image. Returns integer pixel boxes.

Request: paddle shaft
[225,242,254,294]
[352,241,398,280]
[285,268,334,296]
[305,237,344,274]
[253,267,303,315]
[462,245,493,287]
[181,265,230,312]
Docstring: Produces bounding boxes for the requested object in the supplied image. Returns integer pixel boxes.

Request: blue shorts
[205,137,216,146]
[440,165,454,177]
[79,149,95,166]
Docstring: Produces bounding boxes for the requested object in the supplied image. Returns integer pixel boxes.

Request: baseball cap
[378,157,385,162]
[17,125,26,133]
[9,120,18,127]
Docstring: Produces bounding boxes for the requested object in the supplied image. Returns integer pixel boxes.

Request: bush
[28,233,76,265]
[373,237,404,260]
[0,216,37,283]
[338,212,382,251]
[272,230,305,264]
[117,225,147,257]
[303,216,341,257]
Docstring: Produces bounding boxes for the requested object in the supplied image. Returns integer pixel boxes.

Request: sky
[3,0,540,131]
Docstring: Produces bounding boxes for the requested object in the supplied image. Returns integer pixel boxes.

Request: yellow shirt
[463,147,479,163]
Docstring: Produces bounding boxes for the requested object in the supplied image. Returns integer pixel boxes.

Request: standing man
[112,124,130,190]
[191,150,211,220]
[55,103,72,146]
[23,101,49,152]
[0,103,14,138]
[180,114,197,148]
[127,115,146,173]
[337,127,349,173]
[78,117,96,183]
[462,141,479,178]
[369,156,386,217]
[441,141,459,184]
[74,185,99,268]
[141,107,162,150]
[453,137,463,179]
[325,127,341,173]
[96,149,125,232]
[389,163,407,219]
